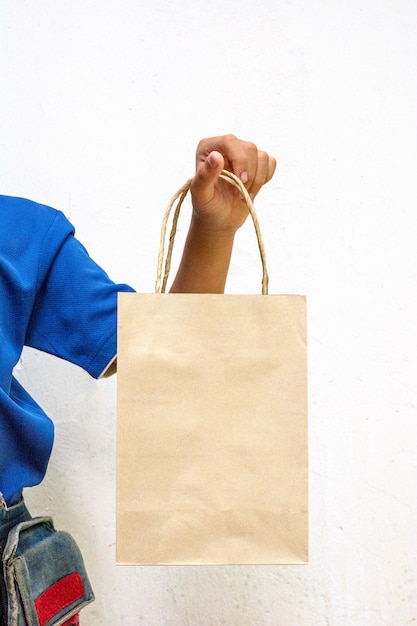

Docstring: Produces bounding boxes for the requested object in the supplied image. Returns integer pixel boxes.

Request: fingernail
[207,154,216,168]
[240,171,248,183]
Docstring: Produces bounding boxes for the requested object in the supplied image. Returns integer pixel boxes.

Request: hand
[190,134,276,235]
[169,134,276,294]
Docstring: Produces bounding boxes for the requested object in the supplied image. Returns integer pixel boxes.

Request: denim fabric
[0,499,32,623]
[1,511,94,625]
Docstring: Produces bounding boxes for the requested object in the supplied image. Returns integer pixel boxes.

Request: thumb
[204,150,225,179]
[191,150,225,203]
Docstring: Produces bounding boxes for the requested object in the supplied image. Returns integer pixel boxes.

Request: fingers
[195,134,276,199]
[248,150,277,200]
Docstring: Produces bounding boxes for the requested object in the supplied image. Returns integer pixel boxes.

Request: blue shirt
[0,195,134,505]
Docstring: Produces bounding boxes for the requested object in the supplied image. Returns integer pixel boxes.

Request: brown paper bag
[116,172,308,565]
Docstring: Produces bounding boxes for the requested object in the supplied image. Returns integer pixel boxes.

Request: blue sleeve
[26,232,135,378]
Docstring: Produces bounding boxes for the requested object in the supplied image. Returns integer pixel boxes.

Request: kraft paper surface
[116,293,308,565]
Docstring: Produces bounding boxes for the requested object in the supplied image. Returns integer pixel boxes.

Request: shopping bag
[116,171,308,565]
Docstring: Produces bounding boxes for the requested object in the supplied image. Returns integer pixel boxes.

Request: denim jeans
[0,499,32,623]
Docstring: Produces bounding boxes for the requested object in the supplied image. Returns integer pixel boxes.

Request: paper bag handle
[156,170,269,295]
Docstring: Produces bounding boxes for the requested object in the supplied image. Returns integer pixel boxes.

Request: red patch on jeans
[34,572,84,626]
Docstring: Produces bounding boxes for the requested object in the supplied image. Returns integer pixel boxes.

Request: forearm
[169,218,235,294]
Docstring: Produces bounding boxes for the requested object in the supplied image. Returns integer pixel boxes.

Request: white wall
[1,1,416,624]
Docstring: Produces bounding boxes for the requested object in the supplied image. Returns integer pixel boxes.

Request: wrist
[189,213,236,248]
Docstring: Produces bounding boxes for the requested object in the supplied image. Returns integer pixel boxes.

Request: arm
[170,134,276,293]
[102,135,276,377]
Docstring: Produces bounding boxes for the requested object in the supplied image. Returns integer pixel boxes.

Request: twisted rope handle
[155,169,269,295]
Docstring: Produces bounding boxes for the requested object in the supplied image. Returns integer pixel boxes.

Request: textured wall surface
[1,1,416,624]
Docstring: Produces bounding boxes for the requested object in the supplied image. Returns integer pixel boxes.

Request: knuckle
[223,133,238,146]
[258,150,269,166]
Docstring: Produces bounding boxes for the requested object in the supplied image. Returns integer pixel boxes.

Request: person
[0,134,276,622]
